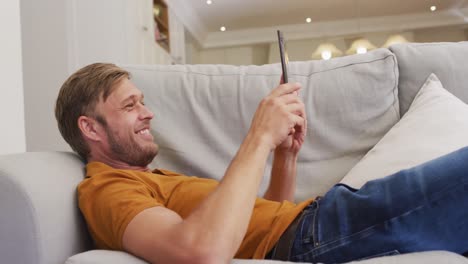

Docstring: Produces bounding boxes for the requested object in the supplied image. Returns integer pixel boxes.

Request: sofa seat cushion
[347,251,468,264]
[66,250,467,264]
[123,48,399,201]
[64,250,307,264]
[341,74,468,188]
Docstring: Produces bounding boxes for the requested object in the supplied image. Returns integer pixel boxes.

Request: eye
[140,100,145,106]
[125,103,135,109]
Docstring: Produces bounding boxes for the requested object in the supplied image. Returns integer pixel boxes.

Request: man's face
[94,79,158,167]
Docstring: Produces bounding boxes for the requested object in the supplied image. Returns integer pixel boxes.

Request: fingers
[290,106,307,134]
[279,93,302,105]
[285,102,306,118]
[261,91,304,115]
[290,115,306,134]
[282,96,306,133]
[252,81,307,149]
[270,82,301,97]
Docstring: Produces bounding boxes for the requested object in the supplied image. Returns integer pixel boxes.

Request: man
[56,63,468,264]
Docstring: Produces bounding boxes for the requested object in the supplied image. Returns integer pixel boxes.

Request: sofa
[2,42,468,264]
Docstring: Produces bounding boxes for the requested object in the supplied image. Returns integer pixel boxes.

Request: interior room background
[2,0,468,155]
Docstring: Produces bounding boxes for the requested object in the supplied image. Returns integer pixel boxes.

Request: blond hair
[55,63,130,160]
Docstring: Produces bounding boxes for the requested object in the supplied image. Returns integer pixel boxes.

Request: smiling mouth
[136,128,150,135]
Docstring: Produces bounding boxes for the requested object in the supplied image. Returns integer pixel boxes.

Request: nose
[139,103,154,120]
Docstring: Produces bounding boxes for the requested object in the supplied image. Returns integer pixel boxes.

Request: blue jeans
[290,147,468,263]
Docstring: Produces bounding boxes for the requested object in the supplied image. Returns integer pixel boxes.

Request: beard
[103,123,159,167]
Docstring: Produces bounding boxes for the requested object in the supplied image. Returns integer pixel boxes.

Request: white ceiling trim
[201,7,468,48]
[164,0,208,45]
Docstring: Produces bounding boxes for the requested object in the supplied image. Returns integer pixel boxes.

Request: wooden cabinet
[65,0,181,66]
[153,0,170,52]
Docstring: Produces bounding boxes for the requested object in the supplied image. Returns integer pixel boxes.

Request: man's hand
[262,78,307,202]
[248,82,306,151]
[276,104,307,154]
[276,76,307,155]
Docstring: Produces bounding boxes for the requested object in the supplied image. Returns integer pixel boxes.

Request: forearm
[176,82,303,260]
[123,83,305,264]
[182,132,271,259]
[263,150,297,202]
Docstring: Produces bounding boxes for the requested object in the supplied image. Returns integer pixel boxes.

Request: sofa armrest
[0,151,92,264]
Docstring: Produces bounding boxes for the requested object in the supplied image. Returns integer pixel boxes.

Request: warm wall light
[312,43,343,60]
[153,6,161,17]
[206,0,212,4]
[346,38,377,55]
[357,47,367,54]
[220,26,226,32]
[382,34,409,48]
[306,17,312,23]
[430,5,437,12]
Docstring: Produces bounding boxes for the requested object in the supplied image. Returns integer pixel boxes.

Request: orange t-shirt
[78,162,313,259]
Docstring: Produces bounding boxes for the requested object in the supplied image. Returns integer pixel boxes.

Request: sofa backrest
[0,152,92,264]
[123,48,400,201]
[390,41,468,116]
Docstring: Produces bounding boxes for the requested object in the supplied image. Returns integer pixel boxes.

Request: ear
[78,116,103,142]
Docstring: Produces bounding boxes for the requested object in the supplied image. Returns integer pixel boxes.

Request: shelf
[153,0,170,53]
[154,14,168,30]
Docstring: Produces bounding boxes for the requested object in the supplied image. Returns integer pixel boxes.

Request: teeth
[137,129,149,135]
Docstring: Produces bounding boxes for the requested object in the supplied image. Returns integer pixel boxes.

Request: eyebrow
[120,94,144,105]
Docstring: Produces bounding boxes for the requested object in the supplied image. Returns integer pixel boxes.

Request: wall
[169,9,186,64]
[197,44,272,65]
[21,0,72,152]
[198,46,251,65]
[193,26,467,65]
[185,31,201,64]
[252,44,270,65]
[268,31,415,64]
[20,0,177,152]
[414,26,467,43]
[0,0,26,154]
[196,31,417,65]
[71,0,131,68]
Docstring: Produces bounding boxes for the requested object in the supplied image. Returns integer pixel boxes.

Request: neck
[88,152,151,172]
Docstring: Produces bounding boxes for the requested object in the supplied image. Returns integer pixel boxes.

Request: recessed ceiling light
[220,26,226,32]
[306,17,312,23]
[206,0,212,4]
[430,5,437,12]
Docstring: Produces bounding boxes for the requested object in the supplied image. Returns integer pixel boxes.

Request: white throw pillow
[340,73,468,188]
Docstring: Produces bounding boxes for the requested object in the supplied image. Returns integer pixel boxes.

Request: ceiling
[189,0,468,32]
[166,0,468,48]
